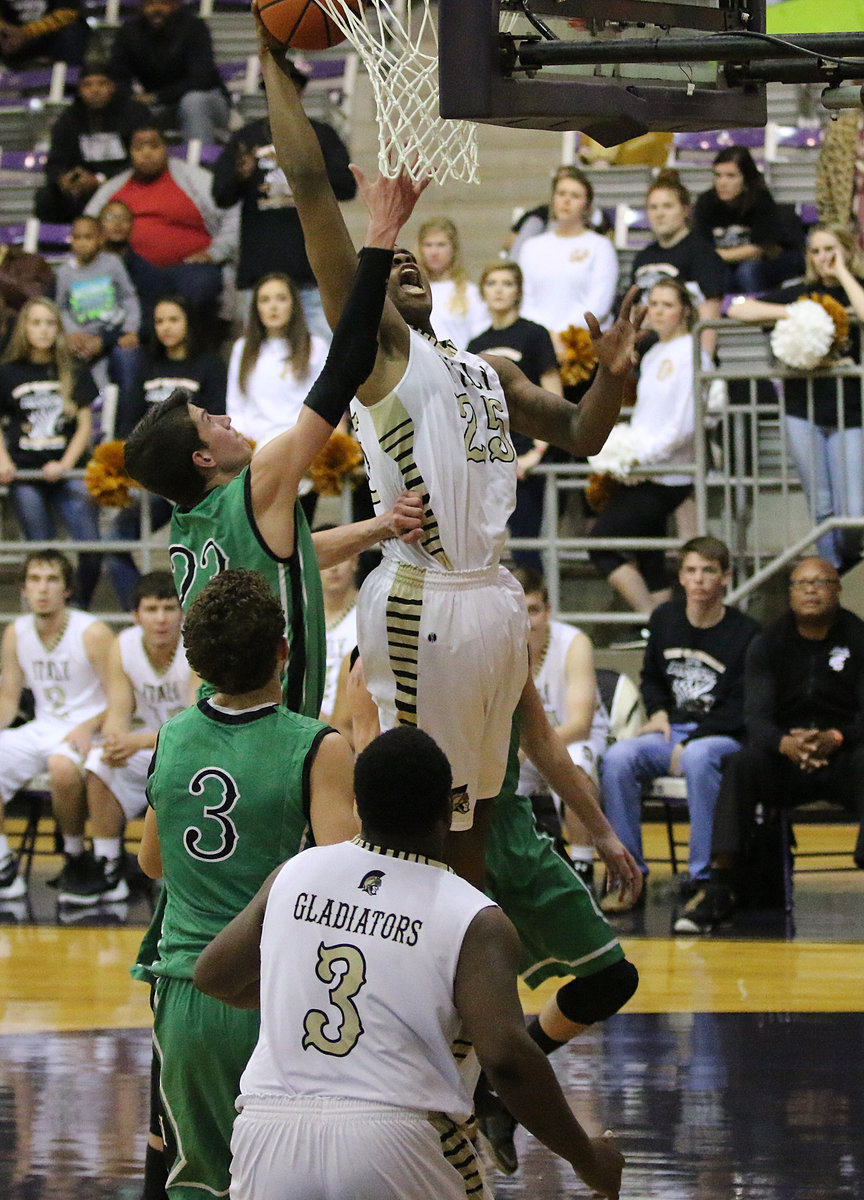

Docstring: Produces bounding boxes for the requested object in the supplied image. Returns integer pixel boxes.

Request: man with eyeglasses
[676,556,864,933]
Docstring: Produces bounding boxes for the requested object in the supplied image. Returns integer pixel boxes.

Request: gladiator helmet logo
[358,870,385,895]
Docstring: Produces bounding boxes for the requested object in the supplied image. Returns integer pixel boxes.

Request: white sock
[63,835,84,857]
[93,837,122,863]
[568,845,594,864]
[0,834,10,861]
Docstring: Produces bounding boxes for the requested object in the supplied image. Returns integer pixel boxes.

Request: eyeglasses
[789,579,838,591]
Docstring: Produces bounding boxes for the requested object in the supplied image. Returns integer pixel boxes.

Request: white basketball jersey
[321,604,357,718]
[15,609,106,727]
[351,331,517,572]
[519,620,610,795]
[239,838,495,1121]
[118,626,190,731]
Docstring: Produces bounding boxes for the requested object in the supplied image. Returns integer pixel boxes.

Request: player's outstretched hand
[251,0,286,58]
[352,163,430,248]
[593,832,642,902]
[577,1131,624,1199]
[585,286,646,377]
[380,490,424,543]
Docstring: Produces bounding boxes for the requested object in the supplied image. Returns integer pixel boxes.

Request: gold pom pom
[559,325,598,386]
[84,439,134,508]
[809,292,850,351]
[307,430,364,497]
[585,472,620,514]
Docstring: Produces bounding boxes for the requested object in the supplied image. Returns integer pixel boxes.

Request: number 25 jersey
[351,330,517,572]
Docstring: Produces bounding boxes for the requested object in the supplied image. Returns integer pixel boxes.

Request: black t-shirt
[762,280,863,426]
[630,231,729,304]
[0,360,97,468]
[116,350,227,438]
[693,188,784,252]
[469,317,558,455]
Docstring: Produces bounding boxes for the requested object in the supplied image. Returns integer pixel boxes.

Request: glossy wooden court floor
[2,824,863,1199]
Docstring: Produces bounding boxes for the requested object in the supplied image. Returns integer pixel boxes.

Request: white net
[313,0,479,184]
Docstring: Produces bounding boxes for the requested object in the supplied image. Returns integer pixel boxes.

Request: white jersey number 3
[302,942,367,1057]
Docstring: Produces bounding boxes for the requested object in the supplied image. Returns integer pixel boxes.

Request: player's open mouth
[398,264,424,294]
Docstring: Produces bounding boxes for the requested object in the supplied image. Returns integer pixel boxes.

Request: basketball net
[313,0,479,184]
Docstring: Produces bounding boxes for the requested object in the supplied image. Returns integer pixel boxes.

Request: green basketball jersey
[146,697,329,980]
[169,466,325,718]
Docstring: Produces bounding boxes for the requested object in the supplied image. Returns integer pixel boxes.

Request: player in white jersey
[0,551,113,899]
[195,725,626,1200]
[316,528,358,739]
[59,572,193,905]
[257,12,644,884]
[514,567,610,884]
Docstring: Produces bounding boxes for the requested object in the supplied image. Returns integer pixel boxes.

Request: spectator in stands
[588,279,703,612]
[226,272,326,450]
[630,169,729,322]
[514,565,610,887]
[416,217,488,350]
[211,59,356,340]
[675,556,864,934]
[518,166,618,356]
[815,109,864,252]
[54,214,141,423]
[0,298,104,608]
[468,261,561,571]
[729,224,864,573]
[0,235,54,355]
[317,531,358,738]
[109,0,229,145]
[85,125,239,329]
[599,535,759,915]
[98,197,174,333]
[35,59,153,225]
[109,291,227,609]
[692,146,804,293]
[0,550,112,901]
[0,0,88,66]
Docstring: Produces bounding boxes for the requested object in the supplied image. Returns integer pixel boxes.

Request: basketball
[257,0,361,50]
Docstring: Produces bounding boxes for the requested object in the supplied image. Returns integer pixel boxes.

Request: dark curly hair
[183,569,285,694]
[354,727,453,838]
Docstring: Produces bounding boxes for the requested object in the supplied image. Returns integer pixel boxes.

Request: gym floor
[1,824,862,1199]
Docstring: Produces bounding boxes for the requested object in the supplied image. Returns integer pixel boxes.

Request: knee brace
[555,957,639,1026]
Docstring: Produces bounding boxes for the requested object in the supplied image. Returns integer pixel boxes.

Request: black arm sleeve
[303,246,393,428]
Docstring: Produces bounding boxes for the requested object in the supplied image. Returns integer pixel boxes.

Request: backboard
[438,0,769,144]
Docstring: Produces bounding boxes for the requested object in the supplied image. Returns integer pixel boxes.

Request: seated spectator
[0,0,88,66]
[0,299,103,608]
[108,292,227,609]
[729,224,864,574]
[468,261,560,572]
[630,169,729,322]
[211,58,356,340]
[35,59,153,225]
[99,197,174,332]
[599,536,759,914]
[676,556,864,934]
[518,166,618,355]
[317,534,358,737]
[54,214,141,422]
[0,235,54,355]
[0,550,112,901]
[86,126,239,329]
[109,0,229,145]
[417,217,488,350]
[692,146,804,293]
[61,571,192,905]
[513,566,609,886]
[588,280,704,612]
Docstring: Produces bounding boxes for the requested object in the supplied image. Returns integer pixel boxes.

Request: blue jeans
[600,725,742,880]
[784,416,864,570]
[12,478,102,608]
[298,285,332,344]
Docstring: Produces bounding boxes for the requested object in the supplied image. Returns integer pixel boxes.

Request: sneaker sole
[673,917,713,934]
[58,880,130,906]
[0,875,27,899]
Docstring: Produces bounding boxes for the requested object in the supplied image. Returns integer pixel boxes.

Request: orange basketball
[257,0,361,51]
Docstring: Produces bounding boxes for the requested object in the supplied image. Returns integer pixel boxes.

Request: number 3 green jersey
[146,697,330,980]
[169,466,325,718]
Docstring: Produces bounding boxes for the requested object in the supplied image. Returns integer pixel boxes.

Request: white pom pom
[770,299,835,370]
[588,424,644,480]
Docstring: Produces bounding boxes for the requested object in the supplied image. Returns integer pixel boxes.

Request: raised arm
[496,286,644,457]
